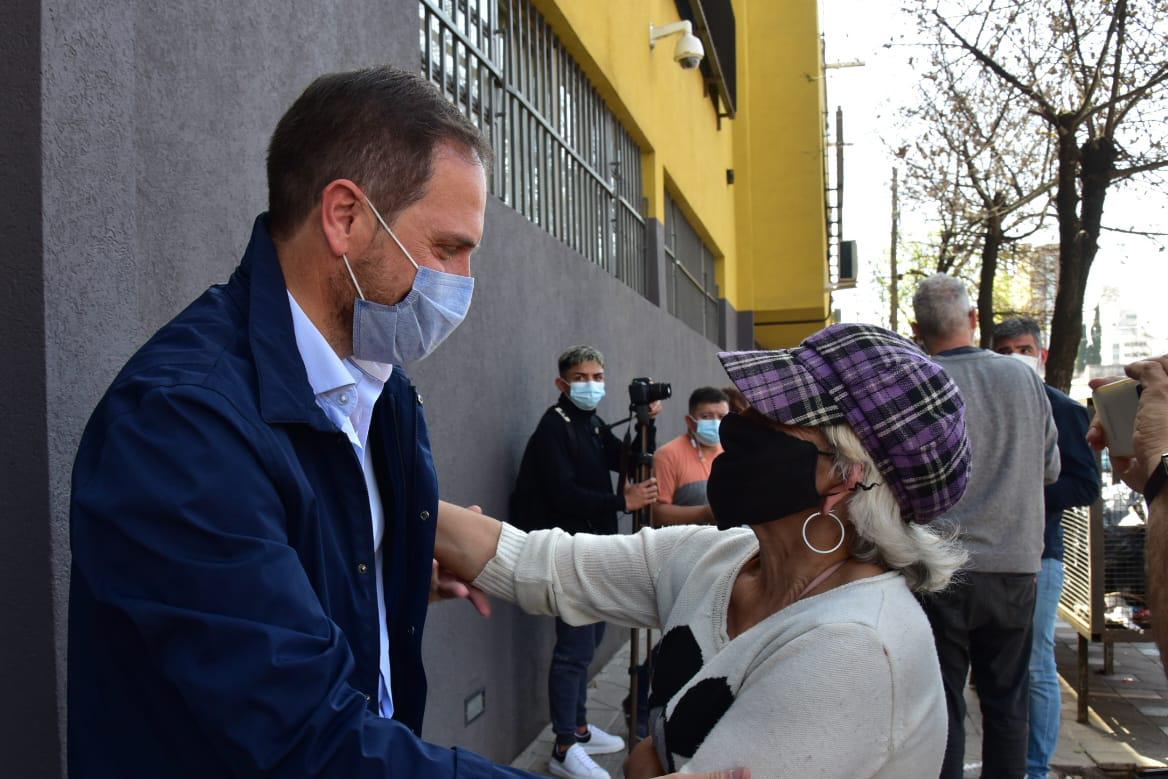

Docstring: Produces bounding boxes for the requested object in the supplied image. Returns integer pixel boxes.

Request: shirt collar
[286,291,358,399]
[936,346,982,357]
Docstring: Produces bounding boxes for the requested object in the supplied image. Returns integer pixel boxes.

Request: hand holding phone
[1093,378,1141,459]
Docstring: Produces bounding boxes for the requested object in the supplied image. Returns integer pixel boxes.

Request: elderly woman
[437,324,970,778]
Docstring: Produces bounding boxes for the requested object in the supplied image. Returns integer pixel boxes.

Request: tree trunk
[1045,117,1084,392]
[1046,133,1117,391]
[977,213,1003,348]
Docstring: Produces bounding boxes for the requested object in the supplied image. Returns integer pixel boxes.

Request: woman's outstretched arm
[437,501,709,629]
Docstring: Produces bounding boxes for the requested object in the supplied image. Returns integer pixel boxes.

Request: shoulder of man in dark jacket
[1045,384,1102,514]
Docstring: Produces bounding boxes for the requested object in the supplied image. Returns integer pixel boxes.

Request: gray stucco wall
[413,197,727,758]
[7,0,732,771]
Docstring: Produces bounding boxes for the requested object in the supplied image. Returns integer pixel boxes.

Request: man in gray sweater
[912,274,1059,779]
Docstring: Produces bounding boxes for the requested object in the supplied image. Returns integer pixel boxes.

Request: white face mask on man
[1007,352,1042,375]
[342,196,475,366]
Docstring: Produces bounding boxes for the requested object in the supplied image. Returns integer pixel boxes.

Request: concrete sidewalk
[511,620,1168,778]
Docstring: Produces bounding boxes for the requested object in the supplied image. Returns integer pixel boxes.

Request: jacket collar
[556,393,596,423]
[241,214,336,431]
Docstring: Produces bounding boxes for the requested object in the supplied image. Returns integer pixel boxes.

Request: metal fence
[1059,487,1155,723]
[664,193,720,343]
[420,0,647,295]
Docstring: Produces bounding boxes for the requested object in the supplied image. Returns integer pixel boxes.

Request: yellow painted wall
[733,0,830,347]
[535,0,829,346]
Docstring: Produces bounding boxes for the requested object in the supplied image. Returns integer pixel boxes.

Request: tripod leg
[628,626,641,749]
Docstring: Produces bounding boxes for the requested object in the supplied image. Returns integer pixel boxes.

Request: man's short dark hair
[993,317,1045,349]
[266,67,492,239]
[558,346,605,378]
[689,387,729,414]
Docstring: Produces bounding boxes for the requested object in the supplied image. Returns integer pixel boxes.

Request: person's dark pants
[549,618,606,746]
[922,571,1037,779]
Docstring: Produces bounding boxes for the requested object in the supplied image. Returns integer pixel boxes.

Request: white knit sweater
[473,523,946,779]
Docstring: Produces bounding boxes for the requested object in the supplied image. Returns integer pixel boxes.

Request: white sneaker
[575,724,625,755]
[548,744,610,779]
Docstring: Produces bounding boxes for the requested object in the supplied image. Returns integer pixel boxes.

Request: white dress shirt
[286,291,395,718]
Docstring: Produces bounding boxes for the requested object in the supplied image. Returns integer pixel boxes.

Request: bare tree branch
[1103,0,1129,135]
[1112,158,1168,180]
[1100,225,1168,237]
[932,9,1058,119]
[1072,0,1123,124]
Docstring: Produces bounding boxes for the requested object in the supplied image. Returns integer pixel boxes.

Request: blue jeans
[1027,558,1065,779]
[549,618,605,744]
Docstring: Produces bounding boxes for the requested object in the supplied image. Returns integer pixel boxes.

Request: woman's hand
[624,737,665,779]
[428,559,492,616]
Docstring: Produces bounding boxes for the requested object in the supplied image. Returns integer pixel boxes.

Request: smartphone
[1093,378,1141,459]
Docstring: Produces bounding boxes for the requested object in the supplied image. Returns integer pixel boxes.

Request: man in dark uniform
[511,345,659,779]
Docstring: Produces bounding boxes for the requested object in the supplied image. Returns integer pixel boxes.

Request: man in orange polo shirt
[652,387,730,527]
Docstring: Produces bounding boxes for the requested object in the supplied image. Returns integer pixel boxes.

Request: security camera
[650,20,705,72]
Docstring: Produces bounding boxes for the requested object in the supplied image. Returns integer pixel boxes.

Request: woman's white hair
[823,423,968,592]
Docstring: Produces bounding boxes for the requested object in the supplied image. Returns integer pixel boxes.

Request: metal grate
[1101,490,1151,635]
[420,0,647,295]
[1059,506,1097,635]
[664,193,720,344]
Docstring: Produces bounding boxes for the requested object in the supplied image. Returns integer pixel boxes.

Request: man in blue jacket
[994,318,1101,779]
[67,66,524,777]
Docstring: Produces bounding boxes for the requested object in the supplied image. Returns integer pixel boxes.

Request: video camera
[627,377,672,407]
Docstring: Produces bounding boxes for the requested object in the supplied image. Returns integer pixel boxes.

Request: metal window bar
[420,0,646,296]
[664,194,720,342]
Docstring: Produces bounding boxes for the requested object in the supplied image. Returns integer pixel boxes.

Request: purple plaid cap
[718,323,970,524]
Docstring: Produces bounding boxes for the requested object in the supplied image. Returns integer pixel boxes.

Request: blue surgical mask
[691,417,721,447]
[343,197,475,366]
[568,381,606,411]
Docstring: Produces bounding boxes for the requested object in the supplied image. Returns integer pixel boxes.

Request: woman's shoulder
[653,526,757,578]
[763,573,932,653]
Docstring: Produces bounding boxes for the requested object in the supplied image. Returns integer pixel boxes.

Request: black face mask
[707,413,825,531]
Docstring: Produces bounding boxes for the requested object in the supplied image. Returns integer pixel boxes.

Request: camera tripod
[623,397,657,749]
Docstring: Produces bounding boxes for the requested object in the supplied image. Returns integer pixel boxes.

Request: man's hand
[429,504,492,617]
[627,737,750,779]
[624,477,659,512]
[1089,355,1168,493]
[648,400,664,420]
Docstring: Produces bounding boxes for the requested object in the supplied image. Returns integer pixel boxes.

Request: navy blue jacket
[1043,385,1102,560]
[68,216,530,777]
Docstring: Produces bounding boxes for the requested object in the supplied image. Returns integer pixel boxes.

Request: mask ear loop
[341,254,366,300]
[364,197,420,271]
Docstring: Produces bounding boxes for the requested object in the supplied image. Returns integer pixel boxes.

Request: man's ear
[554,376,569,395]
[968,308,979,331]
[319,179,366,258]
[1040,347,1050,367]
[910,322,921,339]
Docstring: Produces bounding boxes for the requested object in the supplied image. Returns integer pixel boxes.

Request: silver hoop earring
[802,511,846,555]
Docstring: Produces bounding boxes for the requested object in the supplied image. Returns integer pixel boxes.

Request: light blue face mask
[691,416,722,447]
[343,197,475,366]
[568,381,606,411]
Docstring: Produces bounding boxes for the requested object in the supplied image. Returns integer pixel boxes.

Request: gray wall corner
[643,218,668,309]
